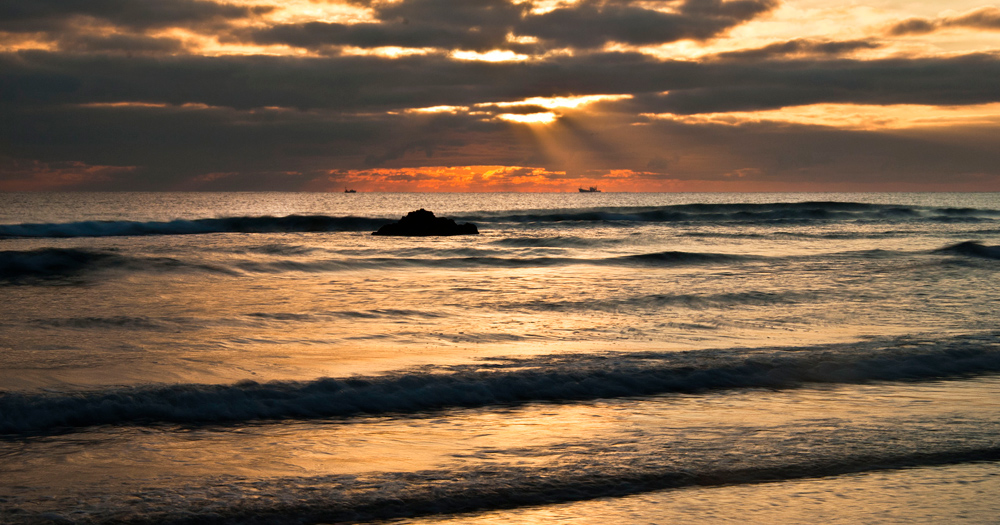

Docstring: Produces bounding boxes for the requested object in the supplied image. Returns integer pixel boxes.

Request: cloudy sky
[2,0,1000,191]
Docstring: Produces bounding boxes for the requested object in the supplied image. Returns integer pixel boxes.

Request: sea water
[0,192,998,523]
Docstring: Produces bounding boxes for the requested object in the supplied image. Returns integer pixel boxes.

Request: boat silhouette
[578,186,601,193]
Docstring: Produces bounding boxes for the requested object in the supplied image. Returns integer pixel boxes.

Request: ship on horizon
[578,186,601,193]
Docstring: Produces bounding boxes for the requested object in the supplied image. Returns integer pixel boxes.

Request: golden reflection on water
[6,377,998,496]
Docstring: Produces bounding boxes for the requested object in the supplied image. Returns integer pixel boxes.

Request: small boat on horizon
[578,186,601,193]
[344,188,357,193]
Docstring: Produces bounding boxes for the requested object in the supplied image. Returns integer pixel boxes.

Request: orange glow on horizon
[306,164,1000,193]
[304,165,796,192]
[310,165,568,192]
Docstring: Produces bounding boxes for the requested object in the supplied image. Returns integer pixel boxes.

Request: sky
[2,0,1000,192]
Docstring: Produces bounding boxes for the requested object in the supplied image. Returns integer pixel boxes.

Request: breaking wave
[0,248,120,282]
[0,247,753,283]
[32,315,173,330]
[237,243,323,256]
[0,215,388,239]
[619,250,747,264]
[246,308,445,322]
[4,333,999,435]
[502,291,804,312]
[0,248,234,283]
[489,236,612,248]
[463,202,1000,226]
[234,250,748,273]
[10,432,996,525]
[935,241,1000,260]
[86,446,1000,525]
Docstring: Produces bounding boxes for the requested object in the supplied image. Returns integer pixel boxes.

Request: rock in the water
[372,209,479,236]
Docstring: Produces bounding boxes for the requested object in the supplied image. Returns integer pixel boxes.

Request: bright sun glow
[491,94,632,110]
[497,112,558,124]
[451,50,531,62]
[406,105,469,114]
[340,46,437,58]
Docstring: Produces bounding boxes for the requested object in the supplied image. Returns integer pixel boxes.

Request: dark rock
[372,209,479,236]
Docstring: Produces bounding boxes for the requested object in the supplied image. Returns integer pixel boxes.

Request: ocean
[1,192,999,524]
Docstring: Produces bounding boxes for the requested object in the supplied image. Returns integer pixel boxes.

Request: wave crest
[4,333,999,435]
[465,202,1000,226]
[0,248,121,282]
[0,215,388,239]
[0,248,234,283]
[935,241,1000,260]
[3,203,998,239]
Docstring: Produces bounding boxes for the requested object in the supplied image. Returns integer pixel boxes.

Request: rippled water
[1,192,998,523]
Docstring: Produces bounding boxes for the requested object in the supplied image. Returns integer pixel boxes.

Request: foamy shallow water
[1,192,998,523]
[409,463,1000,524]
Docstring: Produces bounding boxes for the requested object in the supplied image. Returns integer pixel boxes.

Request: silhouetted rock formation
[372,209,479,236]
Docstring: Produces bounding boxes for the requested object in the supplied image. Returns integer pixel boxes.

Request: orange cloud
[889,7,1000,36]
[641,103,1000,131]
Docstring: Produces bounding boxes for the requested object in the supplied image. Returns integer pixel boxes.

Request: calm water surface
[1,192,998,523]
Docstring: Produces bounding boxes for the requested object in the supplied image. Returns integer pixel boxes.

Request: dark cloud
[646,156,673,170]
[240,0,776,52]
[0,0,272,31]
[6,47,1000,184]
[244,20,512,52]
[55,34,186,54]
[0,50,661,112]
[677,0,775,19]
[889,7,1000,36]
[8,46,1000,179]
[241,0,526,52]
[0,0,270,56]
[521,0,776,49]
[478,104,551,115]
[372,0,527,38]
[0,92,519,189]
[712,38,884,60]
[637,118,1000,187]
[888,18,937,36]
[956,7,1000,29]
[5,50,1000,117]
[618,54,1000,114]
[366,0,525,27]
[4,94,999,190]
